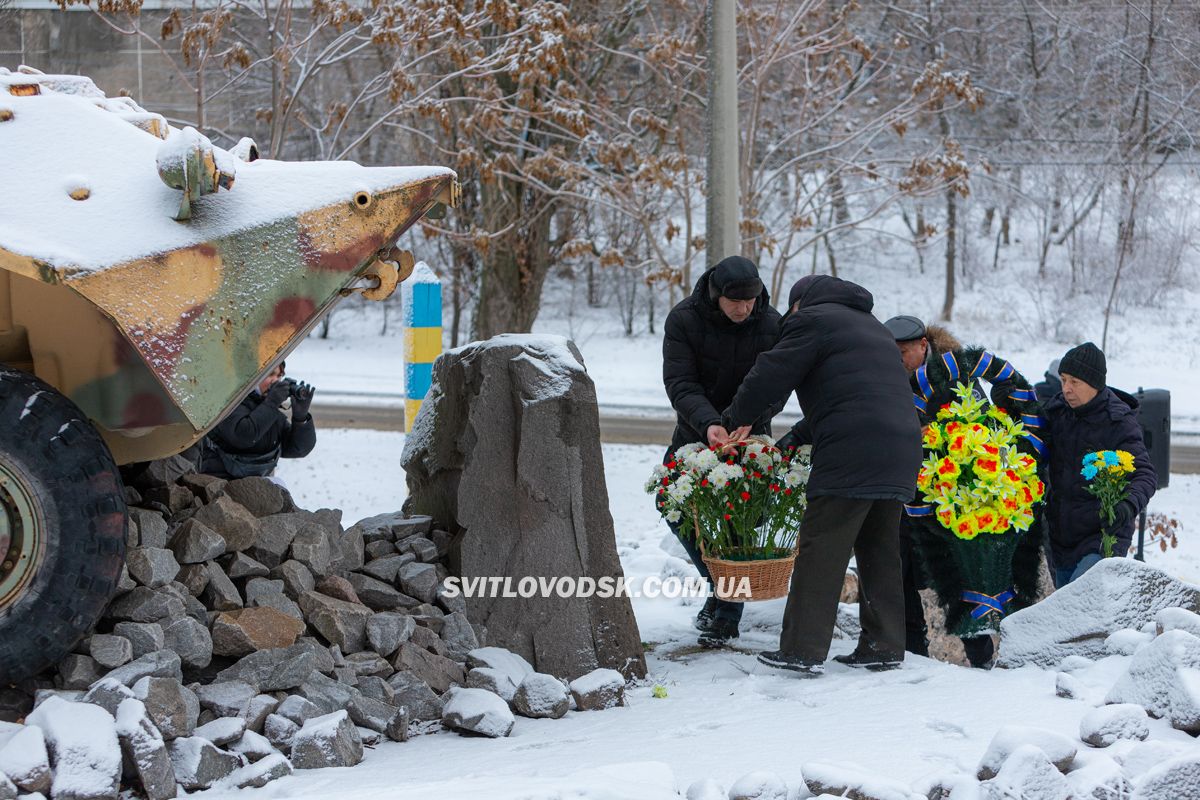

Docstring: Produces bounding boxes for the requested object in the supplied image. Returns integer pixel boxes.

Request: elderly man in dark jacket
[662,255,783,647]
[723,275,921,675]
[1043,343,1156,586]
[201,361,316,480]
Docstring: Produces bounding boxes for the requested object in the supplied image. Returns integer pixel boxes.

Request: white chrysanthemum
[684,447,720,473]
[665,508,682,524]
[666,474,695,503]
[783,470,804,488]
[708,462,743,488]
[674,443,706,461]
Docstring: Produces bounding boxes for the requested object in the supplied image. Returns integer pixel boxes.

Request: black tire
[0,366,126,684]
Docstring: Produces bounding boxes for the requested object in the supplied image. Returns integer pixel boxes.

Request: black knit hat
[884,315,927,343]
[1059,342,1106,391]
[709,256,763,301]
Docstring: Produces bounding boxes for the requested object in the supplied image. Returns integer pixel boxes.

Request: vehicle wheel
[0,366,126,683]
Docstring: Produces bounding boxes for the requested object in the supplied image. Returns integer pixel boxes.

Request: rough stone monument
[401,334,647,679]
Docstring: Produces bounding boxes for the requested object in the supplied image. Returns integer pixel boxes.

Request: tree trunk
[473,180,555,339]
[828,171,851,225]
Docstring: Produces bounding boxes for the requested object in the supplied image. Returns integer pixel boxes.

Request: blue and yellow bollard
[402,262,442,432]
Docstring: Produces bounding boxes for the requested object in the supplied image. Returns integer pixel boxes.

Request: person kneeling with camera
[200,360,316,480]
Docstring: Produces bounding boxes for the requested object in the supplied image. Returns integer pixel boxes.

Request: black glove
[776,430,800,454]
[265,379,293,407]
[1108,500,1136,531]
[291,381,315,420]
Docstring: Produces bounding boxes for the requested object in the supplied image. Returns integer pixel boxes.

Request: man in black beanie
[661,255,783,647]
[1042,342,1157,586]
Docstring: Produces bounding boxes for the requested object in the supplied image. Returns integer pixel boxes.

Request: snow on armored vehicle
[0,66,459,681]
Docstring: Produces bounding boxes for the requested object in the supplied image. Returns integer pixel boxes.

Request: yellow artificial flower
[922,424,944,450]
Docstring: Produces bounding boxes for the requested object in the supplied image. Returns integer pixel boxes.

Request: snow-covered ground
[259,429,1200,799]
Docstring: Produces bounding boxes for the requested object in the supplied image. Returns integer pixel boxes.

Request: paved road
[311,402,1200,474]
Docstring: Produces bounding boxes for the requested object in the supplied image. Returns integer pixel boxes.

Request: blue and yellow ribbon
[963,589,1015,619]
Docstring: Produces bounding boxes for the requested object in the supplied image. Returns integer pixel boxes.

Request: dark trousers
[670,521,743,623]
[899,523,930,657]
[780,496,905,661]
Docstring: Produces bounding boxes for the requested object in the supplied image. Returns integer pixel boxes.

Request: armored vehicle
[0,67,459,681]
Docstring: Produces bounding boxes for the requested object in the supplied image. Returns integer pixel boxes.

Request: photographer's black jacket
[200,388,315,479]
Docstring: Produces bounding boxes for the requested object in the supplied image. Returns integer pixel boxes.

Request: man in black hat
[661,255,783,647]
[722,275,922,676]
[884,315,1008,669]
[1042,342,1157,586]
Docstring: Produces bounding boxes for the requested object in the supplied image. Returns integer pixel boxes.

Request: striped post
[402,262,442,432]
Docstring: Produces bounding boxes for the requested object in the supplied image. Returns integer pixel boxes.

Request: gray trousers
[779,495,905,661]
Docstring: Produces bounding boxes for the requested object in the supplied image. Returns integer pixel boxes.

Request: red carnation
[740,491,751,501]
[723,514,731,520]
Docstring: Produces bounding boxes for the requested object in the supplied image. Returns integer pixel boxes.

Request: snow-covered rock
[1155,607,1200,638]
[1054,672,1086,700]
[569,668,626,711]
[26,696,122,800]
[131,676,199,739]
[441,688,515,738]
[802,762,916,800]
[114,698,177,800]
[1079,704,1150,747]
[264,714,300,752]
[0,772,16,800]
[466,667,518,703]
[1132,752,1200,800]
[998,559,1200,668]
[1105,628,1152,656]
[1114,739,1196,783]
[290,710,363,769]
[466,647,535,689]
[222,751,293,790]
[1104,628,1200,732]
[982,744,1071,800]
[1066,759,1133,800]
[976,726,1077,780]
[728,770,788,800]
[167,735,241,791]
[684,778,725,800]
[0,725,50,795]
[512,673,570,719]
[194,716,247,747]
[229,730,276,764]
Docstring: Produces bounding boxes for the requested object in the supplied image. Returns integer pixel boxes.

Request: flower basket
[698,535,795,602]
[648,438,809,603]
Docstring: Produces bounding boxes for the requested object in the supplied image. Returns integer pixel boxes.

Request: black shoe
[756,650,824,676]
[832,650,903,671]
[694,597,718,632]
[697,617,739,648]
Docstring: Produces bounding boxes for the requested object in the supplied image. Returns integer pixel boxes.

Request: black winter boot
[697,617,739,648]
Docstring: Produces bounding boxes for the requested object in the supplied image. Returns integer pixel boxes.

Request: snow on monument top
[0,66,452,273]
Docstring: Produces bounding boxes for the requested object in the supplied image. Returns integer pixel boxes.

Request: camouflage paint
[67,174,451,431]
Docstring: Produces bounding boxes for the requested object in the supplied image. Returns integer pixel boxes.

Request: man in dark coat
[1042,342,1156,586]
[201,360,317,480]
[662,255,783,647]
[723,275,922,675]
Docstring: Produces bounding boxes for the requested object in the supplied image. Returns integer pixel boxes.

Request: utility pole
[706,0,738,268]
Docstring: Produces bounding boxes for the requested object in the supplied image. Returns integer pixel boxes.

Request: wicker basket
[698,537,796,602]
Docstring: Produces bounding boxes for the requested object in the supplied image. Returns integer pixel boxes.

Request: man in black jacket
[201,360,317,480]
[1042,343,1156,586]
[723,275,922,675]
[662,255,783,647]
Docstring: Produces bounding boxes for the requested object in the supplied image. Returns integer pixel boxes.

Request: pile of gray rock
[0,472,629,799]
